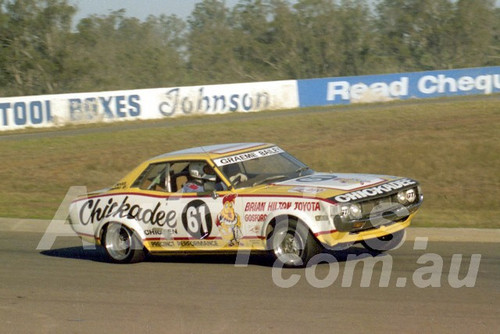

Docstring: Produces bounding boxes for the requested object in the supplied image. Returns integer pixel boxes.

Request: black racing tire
[266,217,321,268]
[102,223,146,264]
[361,229,406,253]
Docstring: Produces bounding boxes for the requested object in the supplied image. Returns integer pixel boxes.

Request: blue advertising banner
[297,67,500,107]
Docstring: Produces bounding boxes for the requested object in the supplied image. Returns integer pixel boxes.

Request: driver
[181,162,217,192]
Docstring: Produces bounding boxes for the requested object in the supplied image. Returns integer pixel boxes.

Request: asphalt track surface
[0,222,498,334]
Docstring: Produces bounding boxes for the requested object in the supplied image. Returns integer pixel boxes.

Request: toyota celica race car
[68,143,423,267]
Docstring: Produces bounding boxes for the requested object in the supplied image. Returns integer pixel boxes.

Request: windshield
[214,146,314,189]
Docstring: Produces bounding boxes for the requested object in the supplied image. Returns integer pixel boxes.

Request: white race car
[68,143,423,267]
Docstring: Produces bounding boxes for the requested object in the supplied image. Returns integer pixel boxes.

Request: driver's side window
[170,161,190,192]
[133,161,228,193]
[134,162,171,192]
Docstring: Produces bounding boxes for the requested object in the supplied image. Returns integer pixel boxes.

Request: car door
[169,160,232,249]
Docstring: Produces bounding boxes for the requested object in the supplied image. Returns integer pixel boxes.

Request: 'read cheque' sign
[297,66,500,107]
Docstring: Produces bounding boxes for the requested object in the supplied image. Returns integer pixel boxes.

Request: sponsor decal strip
[74,191,339,205]
[236,193,336,204]
[72,192,209,203]
[162,236,221,241]
[144,235,264,242]
[334,178,417,203]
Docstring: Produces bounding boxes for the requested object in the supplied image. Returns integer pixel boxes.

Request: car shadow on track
[40,246,109,263]
[40,245,386,267]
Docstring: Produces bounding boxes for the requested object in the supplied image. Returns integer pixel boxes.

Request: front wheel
[102,223,146,263]
[361,229,406,253]
[267,217,321,267]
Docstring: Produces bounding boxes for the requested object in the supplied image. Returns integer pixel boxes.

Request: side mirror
[203,182,219,199]
[211,190,219,200]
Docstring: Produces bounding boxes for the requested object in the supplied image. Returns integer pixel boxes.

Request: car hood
[240,172,416,200]
[277,173,392,191]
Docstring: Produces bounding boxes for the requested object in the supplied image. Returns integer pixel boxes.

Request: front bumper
[315,212,416,248]
[334,201,421,232]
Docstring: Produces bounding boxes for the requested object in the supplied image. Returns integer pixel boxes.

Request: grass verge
[0,96,498,228]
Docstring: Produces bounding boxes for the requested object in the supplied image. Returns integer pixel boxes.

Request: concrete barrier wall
[2,66,499,132]
[0,80,298,131]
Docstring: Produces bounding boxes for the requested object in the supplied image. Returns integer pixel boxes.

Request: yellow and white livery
[68,143,423,267]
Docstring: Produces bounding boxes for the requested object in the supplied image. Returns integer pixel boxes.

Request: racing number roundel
[181,200,213,239]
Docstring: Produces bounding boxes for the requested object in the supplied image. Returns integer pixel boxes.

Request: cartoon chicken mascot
[216,194,242,246]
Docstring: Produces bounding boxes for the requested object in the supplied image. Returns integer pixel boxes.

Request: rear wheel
[102,223,146,263]
[267,217,321,267]
[361,229,406,253]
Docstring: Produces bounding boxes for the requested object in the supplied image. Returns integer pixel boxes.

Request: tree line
[1,0,499,97]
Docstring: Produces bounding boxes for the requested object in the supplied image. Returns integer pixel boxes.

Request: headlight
[397,190,408,204]
[349,203,363,219]
[339,203,363,220]
[397,188,417,205]
[341,205,349,218]
[406,188,416,203]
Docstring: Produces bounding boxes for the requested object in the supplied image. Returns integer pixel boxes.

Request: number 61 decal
[181,200,213,239]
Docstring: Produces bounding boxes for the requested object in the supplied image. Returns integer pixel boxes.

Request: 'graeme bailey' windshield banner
[297,66,500,107]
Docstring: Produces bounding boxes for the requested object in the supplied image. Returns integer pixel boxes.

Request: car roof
[150,142,274,161]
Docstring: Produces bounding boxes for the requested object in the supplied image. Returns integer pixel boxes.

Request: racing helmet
[189,162,216,181]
